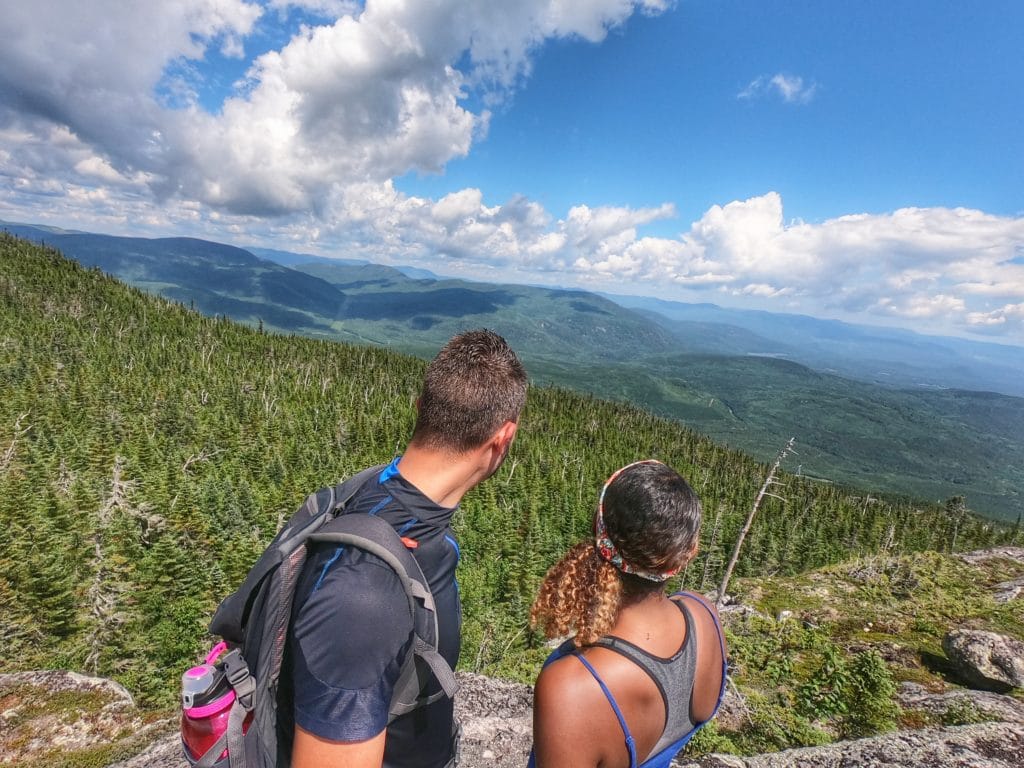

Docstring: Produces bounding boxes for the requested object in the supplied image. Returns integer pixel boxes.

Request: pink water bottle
[180,642,249,767]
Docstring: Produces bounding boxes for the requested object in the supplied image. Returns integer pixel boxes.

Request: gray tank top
[591,598,697,755]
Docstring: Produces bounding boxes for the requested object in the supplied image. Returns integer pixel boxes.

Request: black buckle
[221,649,256,710]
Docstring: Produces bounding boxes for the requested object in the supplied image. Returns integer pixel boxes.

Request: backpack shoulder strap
[309,513,433,614]
[308,513,458,717]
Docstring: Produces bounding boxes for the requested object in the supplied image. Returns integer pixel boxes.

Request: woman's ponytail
[530,541,623,646]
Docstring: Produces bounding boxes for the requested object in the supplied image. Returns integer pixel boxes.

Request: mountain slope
[1,233,1012,710]
[5,223,1022,520]
[6,223,680,362]
[532,352,1024,521]
[291,258,682,360]
[3,224,345,333]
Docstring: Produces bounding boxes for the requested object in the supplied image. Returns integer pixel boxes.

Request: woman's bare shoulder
[673,590,721,620]
[535,650,595,704]
[533,650,611,767]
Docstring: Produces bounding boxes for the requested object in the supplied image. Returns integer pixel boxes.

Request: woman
[529,460,727,768]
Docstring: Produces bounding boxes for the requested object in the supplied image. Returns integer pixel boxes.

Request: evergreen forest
[0,234,1014,714]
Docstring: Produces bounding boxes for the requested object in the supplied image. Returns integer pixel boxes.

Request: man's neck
[396,446,483,509]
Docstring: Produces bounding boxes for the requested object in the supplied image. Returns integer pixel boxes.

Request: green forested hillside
[8,223,1022,521]
[534,354,1024,520]
[0,235,1013,707]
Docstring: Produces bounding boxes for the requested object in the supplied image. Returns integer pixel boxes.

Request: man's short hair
[412,329,527,453]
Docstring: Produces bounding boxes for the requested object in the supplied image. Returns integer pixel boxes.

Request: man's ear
[494,420,518,449]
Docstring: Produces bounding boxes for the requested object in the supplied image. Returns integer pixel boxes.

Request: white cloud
[282,185,1022,339]
[311,187,1024,340]
[739,283,794,299]
[967,303,1024,333]
[873,294,967,319]
[739,73,817,104]
[0,0,668,217]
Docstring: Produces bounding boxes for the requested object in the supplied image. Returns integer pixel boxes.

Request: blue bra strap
[573,652,638,768]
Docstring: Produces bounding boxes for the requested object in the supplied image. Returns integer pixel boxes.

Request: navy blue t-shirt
[285,458,461,768]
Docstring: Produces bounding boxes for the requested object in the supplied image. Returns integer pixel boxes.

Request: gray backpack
[183,465,458,768]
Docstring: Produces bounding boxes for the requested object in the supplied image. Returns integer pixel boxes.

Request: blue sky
[399,1,1023,226]
[1,1,1022,342]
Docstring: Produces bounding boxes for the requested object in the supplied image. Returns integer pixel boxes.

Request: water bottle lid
[181,663,230,709]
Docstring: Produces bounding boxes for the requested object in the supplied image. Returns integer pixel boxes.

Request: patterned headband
[593,459,680,583]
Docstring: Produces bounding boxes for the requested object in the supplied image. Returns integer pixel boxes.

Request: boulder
[942,629,1024,691]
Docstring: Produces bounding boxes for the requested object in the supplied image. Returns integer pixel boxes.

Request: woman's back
[532,592,725,768]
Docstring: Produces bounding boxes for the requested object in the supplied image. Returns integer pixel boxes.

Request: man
[286,329,527,768]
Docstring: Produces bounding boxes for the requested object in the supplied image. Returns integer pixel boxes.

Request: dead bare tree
[716,438,795,607]
[699,505,724,592]
[181,447,224,475]
[0,412,31,474]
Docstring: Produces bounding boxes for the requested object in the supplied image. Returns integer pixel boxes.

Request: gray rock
[897,681,1024,724]
[0,669,135,708]
[994,575,1024,603]
[11,667,1024,768]
[105,672,537,768]
[674,722,1024,767]
[454,672,533,767]
[954,547,1024,603]
[956,546,1024,566]
[0,670,148,765]
[115,723,1024,768]
[106,734,181,768]
[943,629,1024,691]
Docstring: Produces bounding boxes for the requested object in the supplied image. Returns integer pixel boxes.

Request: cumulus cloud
[0,0,668,217]
[302,187,1023,340]
[739,73,817,104]
[967,303,1024,333]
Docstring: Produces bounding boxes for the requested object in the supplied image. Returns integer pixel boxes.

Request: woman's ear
[681,539,700,566]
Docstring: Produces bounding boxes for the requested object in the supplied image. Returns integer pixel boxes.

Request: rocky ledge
[4,669,1024,768]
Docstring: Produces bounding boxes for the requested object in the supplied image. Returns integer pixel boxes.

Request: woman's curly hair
[530,461,702,646]
[530,541,623,646]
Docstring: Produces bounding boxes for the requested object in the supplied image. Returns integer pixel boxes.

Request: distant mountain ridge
[2,221,679,362]
[247,245,442,280]
[605,292,1024,397]
[7,219,1019,395]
